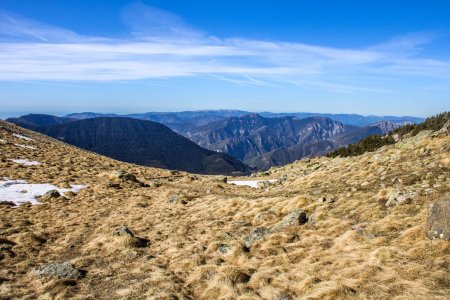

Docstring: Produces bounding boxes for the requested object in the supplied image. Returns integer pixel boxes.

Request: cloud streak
[0,4,449,93]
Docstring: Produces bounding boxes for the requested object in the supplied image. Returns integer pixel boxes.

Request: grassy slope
[0,120,449,299]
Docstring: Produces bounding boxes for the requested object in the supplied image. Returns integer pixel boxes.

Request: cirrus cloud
[0,3,449,94]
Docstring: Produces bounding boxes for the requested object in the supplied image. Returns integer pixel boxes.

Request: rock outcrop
[426,197,449,240]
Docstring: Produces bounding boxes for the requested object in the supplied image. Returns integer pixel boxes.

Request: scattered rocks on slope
[32,262,83,279]
[385,189,417,206]
[426,197,449,240]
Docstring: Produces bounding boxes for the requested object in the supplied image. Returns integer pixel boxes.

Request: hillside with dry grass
[0,120,449,299]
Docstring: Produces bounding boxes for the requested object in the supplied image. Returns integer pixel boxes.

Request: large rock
[426,198,449,240]
[436,120,450,135]
[32,262,83,279]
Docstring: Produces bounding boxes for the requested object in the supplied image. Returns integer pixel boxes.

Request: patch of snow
[0,139,5,143]
[228,179,277,188]
[0,180,86,206]
[9,159,40,166]
[12,133,34,141]
[14,144,37,150]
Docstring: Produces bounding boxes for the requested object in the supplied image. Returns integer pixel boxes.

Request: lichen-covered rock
[426,198,449,240]
[168,193,179,203]
[386,189,417,206]
[244,210,308,247]
[243,227,271,247]
[271,209,308,232]
[32,262,83,279]
[436,120,450,135]
[115,226,135,237]
[217,244,231,254]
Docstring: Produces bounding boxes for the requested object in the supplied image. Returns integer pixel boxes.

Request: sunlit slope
[0,120,449,299]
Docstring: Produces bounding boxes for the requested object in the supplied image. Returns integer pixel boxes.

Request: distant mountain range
[63,110,423,127]
[174,114,400,170]
[8,112,406,171]
[9,116,251,175]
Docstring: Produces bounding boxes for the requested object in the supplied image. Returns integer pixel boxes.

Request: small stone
[168,194,179,203]
[386,189,417,207]
[32,262,83,279]
[217,244,231,254]
[317,196,334,203]
[0,201,16,207]
[115,226,135,237]
[44,190,60,198]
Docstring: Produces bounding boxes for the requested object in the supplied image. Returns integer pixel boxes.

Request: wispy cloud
[0,4,449,94]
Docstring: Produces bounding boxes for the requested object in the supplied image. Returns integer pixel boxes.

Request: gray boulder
[243,227,271,247]
[271,209,308,233]
[115,226,135,237]
[217,244,232,254]
[386,189,417,206]
[32,262,83,279]
[243,210,308,247]
[426,197,449,240]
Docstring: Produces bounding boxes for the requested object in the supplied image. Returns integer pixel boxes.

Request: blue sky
[0,0,449,118]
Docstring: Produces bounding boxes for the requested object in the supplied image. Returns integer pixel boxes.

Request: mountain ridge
[31,117,251,175]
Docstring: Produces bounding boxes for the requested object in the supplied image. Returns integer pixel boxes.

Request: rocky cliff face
[0,119,449,299]
[189,114,347,165]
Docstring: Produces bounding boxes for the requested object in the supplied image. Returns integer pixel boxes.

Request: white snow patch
[0,139,5,143]
[12,133,34,141]
[228,179,277,188]
[9,159,41,166]
[14,144,37,150]
[0,180,86,206]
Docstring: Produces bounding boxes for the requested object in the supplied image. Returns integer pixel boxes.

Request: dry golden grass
[0,121,449,299]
